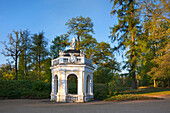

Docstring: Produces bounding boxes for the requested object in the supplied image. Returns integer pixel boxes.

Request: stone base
[50,93,56,101]
[52,93,93,102]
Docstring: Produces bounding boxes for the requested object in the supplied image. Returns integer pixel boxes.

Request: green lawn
[105,87,170,101]
[119,87,170,95]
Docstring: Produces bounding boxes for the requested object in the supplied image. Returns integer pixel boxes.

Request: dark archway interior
[86,75,90,94]
[55,75,58,94]
[67,74,78,94]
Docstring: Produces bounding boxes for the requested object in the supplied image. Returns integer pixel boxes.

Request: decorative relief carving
[70,53,77,63]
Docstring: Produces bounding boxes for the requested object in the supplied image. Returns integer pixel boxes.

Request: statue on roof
[70,36,76,50]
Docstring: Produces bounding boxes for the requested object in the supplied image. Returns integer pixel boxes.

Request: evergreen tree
[65,16,94,49]
[18,30,31,80]
[50,34,69,58]
[80,34,97,59]
[110,0,141,89]
[138,0,170,87]
[18,51,24,80]
[30,32,48,81]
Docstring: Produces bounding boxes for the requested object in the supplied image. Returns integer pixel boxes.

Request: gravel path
[0,95,170,113]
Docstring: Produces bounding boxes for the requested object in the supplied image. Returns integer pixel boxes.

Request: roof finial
[70,36,76,50]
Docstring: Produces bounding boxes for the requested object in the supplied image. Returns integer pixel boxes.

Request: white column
[61,70,67,95]
[84,72,87,96]
[56,71,60,102]
[88,77,90,95]
[59,70,66,102]
[78,71,83,95]
[51,71,55,101]
[77,71,85,102]
[51,74,54,93]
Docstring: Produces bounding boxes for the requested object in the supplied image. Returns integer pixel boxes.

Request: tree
[110,0,141,89]
[93,42,113,66]
[65,16,94,49]
[137,0,170,87]
[30,32,48,81]
[141,0,170,23]
[1,30,26,80]
[93,67,113,84]
[145,20,170,87]
[18,51,25,80]
[79,34,97,59]
[0,60,14,80]
[50,34,69,58]
[18,30,31,80]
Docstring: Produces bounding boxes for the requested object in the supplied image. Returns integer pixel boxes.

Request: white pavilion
[50,37,94,102]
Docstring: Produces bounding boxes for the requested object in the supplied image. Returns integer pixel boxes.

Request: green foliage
[0,62,15,80]
[1,30,30,80]
[0,80,50,99]
[105,94,157,101]
[50,34,69,58]
[93,83,109,100]
[93,67,113,84]
[67,76,77,94]
[119,87,170,95]
[30,32,49,81]
[18,30,31,80]
[18,51,25,80]
[110,0,141,89]
[107,73,122,96]
[65,16,94,49]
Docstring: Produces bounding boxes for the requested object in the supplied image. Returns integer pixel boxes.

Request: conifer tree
[18,30,31,80]
[50,34,69,58]
[65,16,94,50]
[30,32,48,81]
[110,0,141,89]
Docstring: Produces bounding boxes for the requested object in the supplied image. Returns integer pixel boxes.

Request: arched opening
[54,75,58,95]
[86,75,91,95]
[67,74,78,94]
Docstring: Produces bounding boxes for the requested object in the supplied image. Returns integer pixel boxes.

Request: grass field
[105,87,170,101]
[120,87,170,95]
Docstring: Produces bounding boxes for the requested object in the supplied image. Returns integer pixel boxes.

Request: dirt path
[0,95,170,113]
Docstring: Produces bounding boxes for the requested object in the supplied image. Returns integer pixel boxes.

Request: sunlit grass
[139,91,170,95]
[105,94,157,101]
[105,87,170,101]
[119,87,170,95]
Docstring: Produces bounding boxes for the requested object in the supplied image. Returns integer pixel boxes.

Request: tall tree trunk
[130,4,137,89]
[131,34,137,89]
[132,70,137,89]
[154,79,157,87]
[162,78,165,88]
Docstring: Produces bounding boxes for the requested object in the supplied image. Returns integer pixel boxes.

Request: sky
[0,0,121,65]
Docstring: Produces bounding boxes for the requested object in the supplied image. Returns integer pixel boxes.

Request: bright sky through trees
[0,0,120,65]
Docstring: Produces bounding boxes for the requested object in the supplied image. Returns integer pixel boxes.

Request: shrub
[0,80,50,99]
[93,83,109,100]
[32,81,50,91]
[105,94,157,101]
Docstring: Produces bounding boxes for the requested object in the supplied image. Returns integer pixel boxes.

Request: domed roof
[64,49,80,53]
